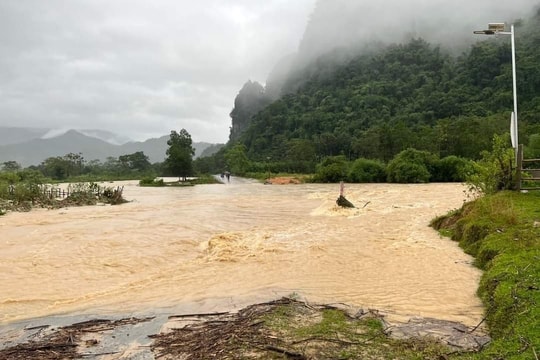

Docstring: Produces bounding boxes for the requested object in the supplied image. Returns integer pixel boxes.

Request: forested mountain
[228,8,540,167]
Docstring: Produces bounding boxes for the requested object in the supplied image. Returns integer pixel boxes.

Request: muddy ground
[0,297,489,360]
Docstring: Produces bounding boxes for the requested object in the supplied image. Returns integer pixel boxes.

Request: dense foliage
[212,11,540,178]
[309,149,473,184]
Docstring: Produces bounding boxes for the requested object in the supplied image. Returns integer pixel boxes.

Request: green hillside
[222,11,540,173]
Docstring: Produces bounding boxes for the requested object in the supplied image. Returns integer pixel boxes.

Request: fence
[516,144,540,190]
[4,185,124,199]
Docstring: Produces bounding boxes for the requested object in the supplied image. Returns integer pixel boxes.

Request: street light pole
[510,24,518,149]
[474,23,519,152]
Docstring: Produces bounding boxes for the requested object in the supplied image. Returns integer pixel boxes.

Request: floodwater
[0,179,484,326]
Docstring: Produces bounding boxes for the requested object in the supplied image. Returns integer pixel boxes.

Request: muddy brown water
[0,179,484,327]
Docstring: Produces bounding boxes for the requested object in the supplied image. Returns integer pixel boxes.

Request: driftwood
[0,317,154,360]
[336,195,355,208]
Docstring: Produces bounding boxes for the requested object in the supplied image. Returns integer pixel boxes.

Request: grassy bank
[431,191,540,359]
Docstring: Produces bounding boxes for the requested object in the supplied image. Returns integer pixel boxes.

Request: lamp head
[488,23,506,32]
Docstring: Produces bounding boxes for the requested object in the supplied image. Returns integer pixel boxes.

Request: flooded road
[0,180,484,326]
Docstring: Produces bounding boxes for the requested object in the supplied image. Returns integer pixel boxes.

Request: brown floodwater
[0,179,484,326]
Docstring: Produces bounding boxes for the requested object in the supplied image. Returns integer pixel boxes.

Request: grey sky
[0,0,315,143]
[0,1,538,144]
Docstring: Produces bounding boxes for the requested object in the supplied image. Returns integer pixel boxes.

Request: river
[0,179,484,327]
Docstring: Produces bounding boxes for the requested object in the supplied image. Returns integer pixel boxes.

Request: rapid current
[0,179,484,327]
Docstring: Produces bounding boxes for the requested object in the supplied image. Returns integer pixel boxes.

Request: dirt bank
[0,298,489,360]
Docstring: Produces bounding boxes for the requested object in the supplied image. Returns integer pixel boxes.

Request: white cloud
[0,0,314,143]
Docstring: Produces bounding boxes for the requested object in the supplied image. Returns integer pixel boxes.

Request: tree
[38,153,85,180]
[63,152,85,178]
[165,129,195,181]
[224,143,250,175]
[348,158,386,183]
[40,156,69,180]
[119,151,151,173]
[467,134,515,194]
[1,161,21,172]
[525,133,540,158]
[313,155,349,183]
[386,148,438,183]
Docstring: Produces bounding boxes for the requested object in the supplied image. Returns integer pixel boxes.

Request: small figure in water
[225,171,231,182]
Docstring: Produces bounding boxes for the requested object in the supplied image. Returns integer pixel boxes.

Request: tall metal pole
[510,24,519,149]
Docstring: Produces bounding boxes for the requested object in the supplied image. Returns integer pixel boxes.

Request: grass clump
[261,302,452,359]
[431,191,540,359]
[139,177,165,186]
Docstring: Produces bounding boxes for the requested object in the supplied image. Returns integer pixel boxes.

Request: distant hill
[0,128,214,167]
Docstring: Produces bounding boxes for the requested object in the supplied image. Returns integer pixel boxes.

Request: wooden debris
[336,195,355,208]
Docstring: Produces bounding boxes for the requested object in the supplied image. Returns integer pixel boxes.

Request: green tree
[525,133,540,158]
[224,143,250,175]
[386,148,438,183]
[165,129,195,181]
[1,161,21,172]
[63,152,85,177]
[432,156,473,182]
[119,151,151,173]
[467,133,515,194]
[348,158,386,183]
[38,153,85,180]
[313,155,349,183]
[40,156,69,180]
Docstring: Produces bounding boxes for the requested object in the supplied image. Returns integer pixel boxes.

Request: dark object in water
[336,195,355,208]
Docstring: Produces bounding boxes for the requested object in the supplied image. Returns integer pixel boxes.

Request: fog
[298,0,539,61]
[0,0,537,144]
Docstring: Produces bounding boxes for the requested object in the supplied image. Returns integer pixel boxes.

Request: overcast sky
[0,0,315,143]
[1,1,538,144]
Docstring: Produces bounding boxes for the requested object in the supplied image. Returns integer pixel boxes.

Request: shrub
[433,155,474,182]
[348,158,386,183]
[386,148,437,183]
[387,161,430,183]
[467,134,515,194]
[313,155,349,183]
[139,177,165,186]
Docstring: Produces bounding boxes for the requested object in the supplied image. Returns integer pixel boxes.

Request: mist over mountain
[297,0,538,62]
[286,0,540,89]
[221,4,540,175]
[229,0,540,142]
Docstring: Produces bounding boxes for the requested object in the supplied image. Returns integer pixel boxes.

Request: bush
[386,148,437,183]
[433,155,474,182]
[0,170,49,205]
[313,155,349,183]
[467,134,515,194]
[387,161,431,183]
[348,158,386,183]
[139,177,165,186]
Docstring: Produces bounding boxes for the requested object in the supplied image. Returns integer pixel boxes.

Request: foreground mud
[0,298,489,360]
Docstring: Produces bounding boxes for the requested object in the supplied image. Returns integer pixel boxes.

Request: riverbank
[0,296,490,360]
[432,190,540,359]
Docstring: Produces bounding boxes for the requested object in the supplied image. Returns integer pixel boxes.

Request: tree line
[1,129,197,182]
